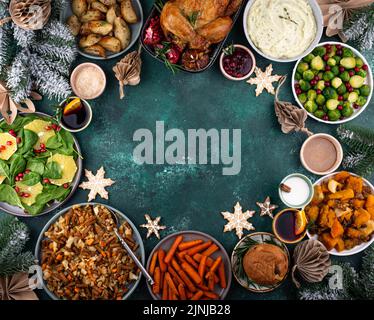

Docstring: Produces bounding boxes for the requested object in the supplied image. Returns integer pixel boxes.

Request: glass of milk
[279,173,314,208]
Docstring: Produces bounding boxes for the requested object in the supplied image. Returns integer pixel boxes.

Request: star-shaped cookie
[256,196,278,219]
[221,202,255,239]
[247,64,282,96]
[79,167,115,202]
[140,214,166,239]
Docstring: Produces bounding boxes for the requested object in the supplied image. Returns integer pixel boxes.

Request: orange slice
[295,210,307,235]
[63,98,82,116]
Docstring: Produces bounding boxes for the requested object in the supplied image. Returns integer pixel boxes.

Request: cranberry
[345,82,351,88]
[354,67,360,72]
[340,116,345,120]
[40,149,47,153]
[325,66,331,71]
[353,103,359,109]
[326,47,332,53]
[325,81,330,87]
[323,115,329,121]
[19,192,24,197]
[15,176,19,182]
[294,83,300,89]
[338,105,343,111]
[40,143,45,149]
[338,95,343,101]
[314,76,320,81]
[348,87,354,92]
[336,44,342,49]
[17,173,24,178]
[56,126,61,132]
[296,89,302,95]
[310,80,317,86]
[362,64,368,71]
[336,50,343,56]
[14,186,20,193]
[324,44,332,49]
[349,71,355,77]
[34,149,40,154]
[6,140,12,146]
[16,137,21,144]
[339,67,345,73]
[316,89,322,94]
[22,193,30,198]
[63,183,69,189]
[323,54,329,61]
[9,129,16,137]
[0,145,5,151]
[43,178,50,184]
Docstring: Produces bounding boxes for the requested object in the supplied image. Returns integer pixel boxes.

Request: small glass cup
[272,208,307,244]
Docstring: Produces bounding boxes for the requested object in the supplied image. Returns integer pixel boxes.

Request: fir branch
[12,25,35,48]
[154,0,164,13]
[357,245,374,299]
[50,0,67,20]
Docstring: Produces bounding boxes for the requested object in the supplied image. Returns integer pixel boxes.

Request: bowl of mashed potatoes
[243,0,323,63]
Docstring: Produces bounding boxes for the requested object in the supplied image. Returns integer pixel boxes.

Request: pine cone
[9,0,51,31]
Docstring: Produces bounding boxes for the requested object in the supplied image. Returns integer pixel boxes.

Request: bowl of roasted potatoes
[64,0,143,59]
[305,171,374,256]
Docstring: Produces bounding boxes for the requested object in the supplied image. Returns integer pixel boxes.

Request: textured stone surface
[1,2,372,300]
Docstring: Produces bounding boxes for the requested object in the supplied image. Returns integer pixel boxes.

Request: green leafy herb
[16,129,38,155]
[188,11,200,27]
[154,42,180,74]
[45,135,62,150]
[279,7,298,25]
[223,42,235,56]
[43,161,62,180]
[26,159,45,176]
[9,154,26,183]
[0,185,24,208]
[0,160,10,183]
[154,0,164,13]
[21,172,41,186]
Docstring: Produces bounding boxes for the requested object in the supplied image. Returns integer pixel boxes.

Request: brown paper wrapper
[0,273,39,300]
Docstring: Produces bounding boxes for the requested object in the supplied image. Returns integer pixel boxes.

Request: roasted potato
[114,17,130,50]
[121,0,137,24]
[98,0,116,6]
[87,20,113,35]
[79,34,102,48]
[66,15,81,36]
[84,44,106,57]
[80,10,105,22]
[98,36,121,53]
[106,6,117,24]
[91,1,108,13]
[80,22,91,36]
[72,0,87,17]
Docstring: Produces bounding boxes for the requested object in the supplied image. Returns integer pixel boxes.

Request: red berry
[6,140,12,146]
[362,64,368,71]
[40,143,45,149]
[325,81,330,87]
[323,54,329,61]
[339,67,345,73]
[294,83,300,89]
[338,105,343,111]
[19,192,24,197]
[56,126,61,132]
[0,145,5,151]
[310,80,317,86]
[314,76,320,81]
[349,71,355,76]
[15,176,19,181]
[353,103,359,109]
[316,89,322,94]
[22,193,30,198]
[324,44,332,49]
[43,178,50,184]
[348,87,354,92]
[40,149,47,153]
[63,183,69,189]
[296,89,302,95]
[9,129,16,137]
[340,116,345,120]
[325,66,331,71]
[16,137,21,144]
[323,115,329,121]
[336,50,343,56]
[17,173,23,177]
[338,95,343,101]
[45,126,52,131]
[34,149,40,154]
[25,169,31,174]
[345,82,351,88]
[354,67,360,72]
[14,186,20,193]
[336,44,342,49]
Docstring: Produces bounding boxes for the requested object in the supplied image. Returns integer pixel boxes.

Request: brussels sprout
[312,46,327,57]
[360,85,371,97]
[311,56,324,71]
[343,92,350,100]
[323,71,334,81]
[323,87,338,100]
[295,72,302,81]
[326,99,339,110]
[331,66,340,76]
[305,100,318,113]
[354,89,360,95]
[357,96,367,106]
[299,79,311,92]
[316,94,326,106]
[297,62,309,73]
[303,53,315,63]
[340,71,350,82]
[342,47,354,57]
[328,45,337,57]
[348,91,359,103]
[307,89,317,101]
[340,57,356,69]
[337,84,347,95]
[342,104,354,118]
[356,70,367,78]
[333,55,341,64]
[314,110,326,119]
[328,109,341,121]
[318,72,324,79]
[303,70,315,81]
[316,80,325,91]
[355,58,364,68]
[298,93,307,104]
[349,75,365,88]
[331,77,343,89]
[327,58,336,66]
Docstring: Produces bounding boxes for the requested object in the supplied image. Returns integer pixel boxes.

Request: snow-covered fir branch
[12,25,35,48]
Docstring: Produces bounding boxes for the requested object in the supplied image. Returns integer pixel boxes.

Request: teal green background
[1,0,373,300]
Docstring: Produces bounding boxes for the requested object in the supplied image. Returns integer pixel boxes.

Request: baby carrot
[218,261,226,288]
[164,235,183,264]
[178,283,187,300]
[162,274,168,300]
[201,244,219,257]
[152,267,161,294]
[165,272,179,296]
[158,249,167,272]
[171,259,197,293]
[198,255,207,278]
[205,256,222,279]
[178,239,203,251]
[193,253,214,266]
[190,290,204,301]
[186,241,212,256]
[168,265,184,285]
[181,261,202,285]
[185,254,199,269]
[149,250,158,275]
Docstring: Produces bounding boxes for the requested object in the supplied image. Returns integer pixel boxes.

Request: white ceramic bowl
[306,172,374,256]
[219,44,256,81]
[292,42,373,124]
[243,0,323,63]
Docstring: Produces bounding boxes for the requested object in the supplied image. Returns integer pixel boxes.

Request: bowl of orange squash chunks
[305,171,374,256]
[146,231,232,300]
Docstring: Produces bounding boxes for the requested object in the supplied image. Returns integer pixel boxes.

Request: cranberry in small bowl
[220,44,256,81]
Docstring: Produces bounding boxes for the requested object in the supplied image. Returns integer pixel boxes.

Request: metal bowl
[34,203,145,300]
[0,112,82,217]
[146,230,232,300]
[243,0,323,63]
[61,0,144,60]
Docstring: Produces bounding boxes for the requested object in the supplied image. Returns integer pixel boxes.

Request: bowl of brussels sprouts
[292,42,373,124]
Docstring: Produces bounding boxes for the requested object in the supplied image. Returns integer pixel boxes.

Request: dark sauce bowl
[220,44,256,81]
[59,97,93,133]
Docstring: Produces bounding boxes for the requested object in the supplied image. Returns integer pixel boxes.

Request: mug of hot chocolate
[300,133,343,175]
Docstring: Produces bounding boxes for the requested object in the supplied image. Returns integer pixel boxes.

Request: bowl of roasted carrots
[146,231,232,300]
